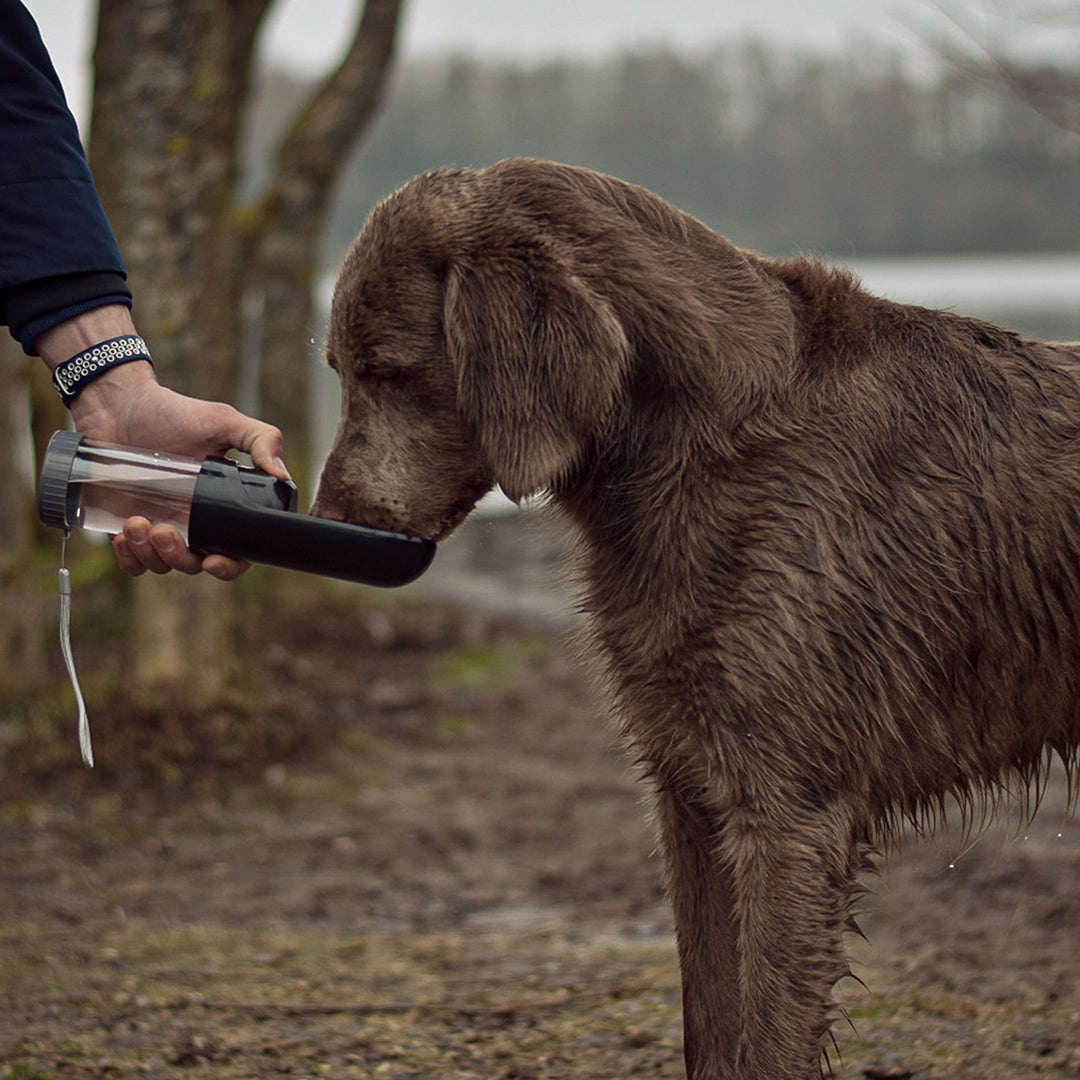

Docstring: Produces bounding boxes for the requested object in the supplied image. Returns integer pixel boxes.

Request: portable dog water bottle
[37,430,436,587]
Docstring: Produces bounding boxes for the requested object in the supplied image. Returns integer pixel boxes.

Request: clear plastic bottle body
[69,441,201,542]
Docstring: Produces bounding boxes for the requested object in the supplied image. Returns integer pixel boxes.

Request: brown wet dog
[312,158,1080,1079]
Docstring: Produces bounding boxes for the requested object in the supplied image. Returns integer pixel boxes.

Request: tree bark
[245,0,405,479]
[90,0,268,397]
[89,0,269,697]
[86,0,404,698]
[0,340,47,697]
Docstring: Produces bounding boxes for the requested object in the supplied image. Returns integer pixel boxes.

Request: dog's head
[311,161,632,540]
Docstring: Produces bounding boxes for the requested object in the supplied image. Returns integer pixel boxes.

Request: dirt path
[2,513,1078,1078]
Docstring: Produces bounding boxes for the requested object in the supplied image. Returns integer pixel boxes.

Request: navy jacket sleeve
[0,0,132,352]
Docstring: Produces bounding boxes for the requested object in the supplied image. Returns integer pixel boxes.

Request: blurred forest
[243,41,1080,268]
[5,22,1079,725]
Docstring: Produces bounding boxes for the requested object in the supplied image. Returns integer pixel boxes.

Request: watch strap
[52,335,153,406]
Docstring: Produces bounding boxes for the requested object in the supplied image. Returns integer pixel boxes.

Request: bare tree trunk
[91,0,268,397]
[246,0,405,480]
[86,0,405,698]
[0,340,47,697]
[89,0,270,698]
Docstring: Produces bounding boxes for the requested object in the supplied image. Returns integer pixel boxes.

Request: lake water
[846,253,1080,342]
[309,253,1080,495]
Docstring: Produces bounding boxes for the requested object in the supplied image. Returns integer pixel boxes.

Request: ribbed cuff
[0,271,133,354]
[17,294,134,354]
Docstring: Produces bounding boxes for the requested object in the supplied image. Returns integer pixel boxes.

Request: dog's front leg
[657,784,861,1079]
[657,784,742,1077]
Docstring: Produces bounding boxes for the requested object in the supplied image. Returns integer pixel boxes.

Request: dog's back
[315,158,1080,1078]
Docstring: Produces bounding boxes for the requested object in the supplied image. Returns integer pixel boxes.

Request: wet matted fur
[312,157,1080,1079]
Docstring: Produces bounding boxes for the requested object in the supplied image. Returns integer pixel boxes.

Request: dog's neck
[549,433,740,654]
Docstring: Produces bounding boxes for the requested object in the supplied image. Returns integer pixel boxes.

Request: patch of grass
[2,570,557,809]
[833,966,1080,1079]
[0,921,684,1080]
[431,634,552,694]
[0,673,316,805]
[2,1067,60,1080]
[433,641,518,690]
[431,712,478,739]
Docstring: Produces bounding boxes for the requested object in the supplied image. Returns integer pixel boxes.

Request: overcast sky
[25,0,950,123]
[23,0,1076,128]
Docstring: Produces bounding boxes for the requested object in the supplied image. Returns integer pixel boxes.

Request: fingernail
[274,458,293,482]
[157,534,177,554]
[128,522,149,545]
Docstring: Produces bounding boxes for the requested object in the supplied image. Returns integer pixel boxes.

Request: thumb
[225,410,290,482]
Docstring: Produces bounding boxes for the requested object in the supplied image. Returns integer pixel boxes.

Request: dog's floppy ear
[444,245,629,502]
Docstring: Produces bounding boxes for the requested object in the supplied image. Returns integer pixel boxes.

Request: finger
[112,533,148,576]
[226,412,290,482]
[145,524,207,575]
[119,519,197,576]
[119,517,173,575]
[117,519,246,579]
[201,553,251,581]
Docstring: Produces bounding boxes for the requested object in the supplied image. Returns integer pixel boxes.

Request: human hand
[38,308,289,579]
[76,368,289,580]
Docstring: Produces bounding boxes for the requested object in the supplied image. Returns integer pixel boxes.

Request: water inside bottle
[70,444,201,542]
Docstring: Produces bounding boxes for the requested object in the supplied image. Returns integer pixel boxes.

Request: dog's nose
[309,494,344,521]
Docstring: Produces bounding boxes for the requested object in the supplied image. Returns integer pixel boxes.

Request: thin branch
[921,0,1080,132]
[256,0,406,230]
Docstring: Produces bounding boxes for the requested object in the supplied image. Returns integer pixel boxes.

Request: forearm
[36,302,140,369]
[35,304,158,438]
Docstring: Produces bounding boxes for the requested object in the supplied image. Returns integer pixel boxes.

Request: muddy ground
[1,512,1078,1079]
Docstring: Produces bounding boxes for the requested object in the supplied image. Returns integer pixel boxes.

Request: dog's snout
[309,492,344,522]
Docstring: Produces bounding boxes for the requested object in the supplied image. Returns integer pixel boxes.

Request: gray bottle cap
[38,430,85,529]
